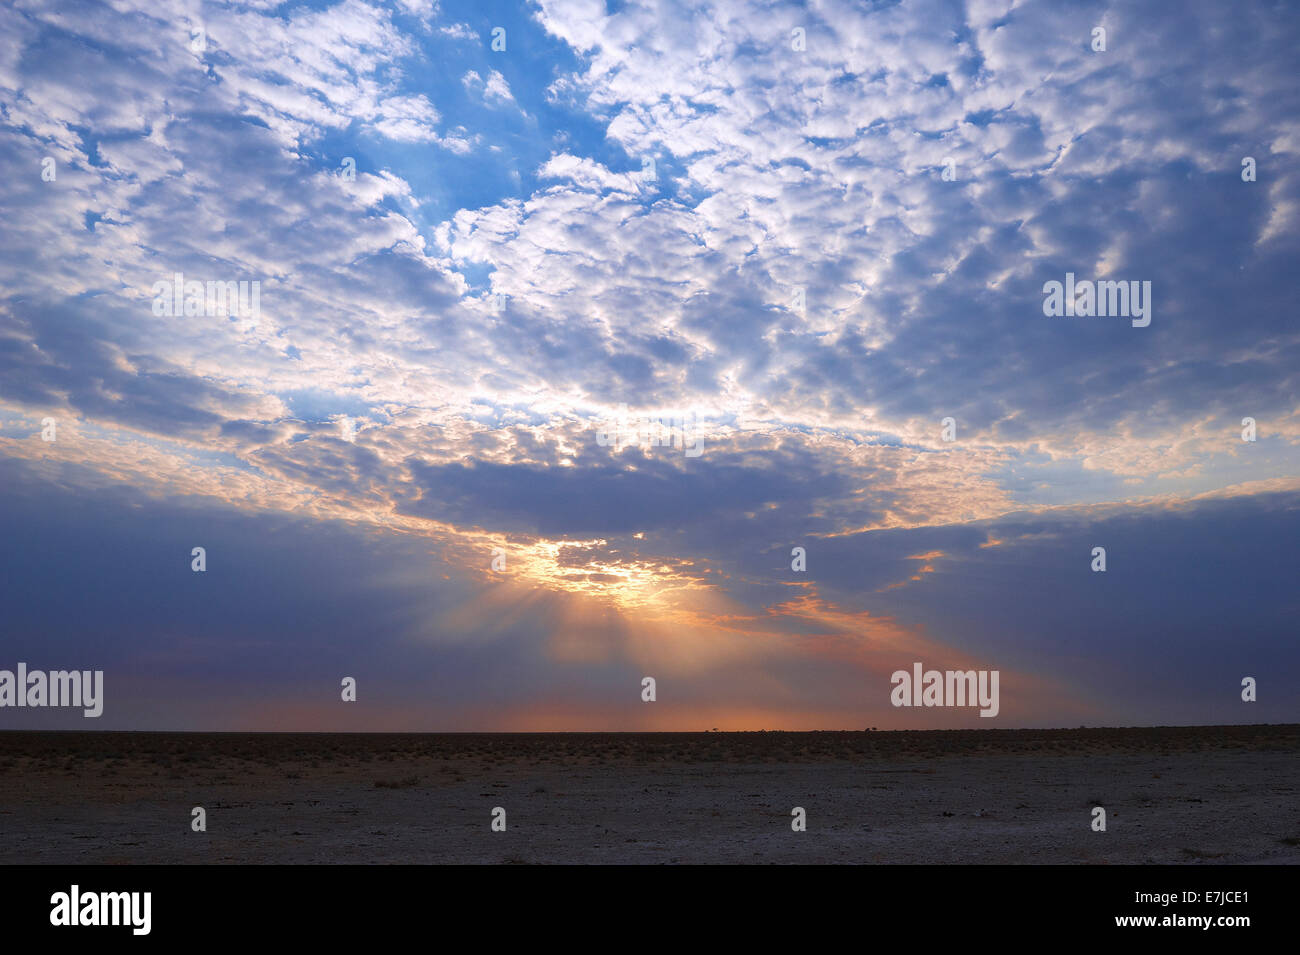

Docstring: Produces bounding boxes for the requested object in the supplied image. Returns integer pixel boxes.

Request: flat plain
[1,726,1297,864]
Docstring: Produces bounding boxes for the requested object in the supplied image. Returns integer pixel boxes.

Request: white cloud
[439,22,477,42]
[462,68,519,109]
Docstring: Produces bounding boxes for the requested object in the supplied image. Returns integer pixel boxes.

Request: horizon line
[1,722,1295,736]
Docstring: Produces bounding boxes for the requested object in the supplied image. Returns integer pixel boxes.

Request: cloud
[461,68,520,110]
[0,0,1297,727]
[438,22,477,42]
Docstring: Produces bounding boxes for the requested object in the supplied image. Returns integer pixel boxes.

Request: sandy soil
[1,727,1297,864]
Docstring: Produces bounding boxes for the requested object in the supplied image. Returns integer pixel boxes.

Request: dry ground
[1,726,1297,864]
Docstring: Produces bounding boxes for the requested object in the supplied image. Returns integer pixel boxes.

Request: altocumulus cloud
[0,0,1296,728]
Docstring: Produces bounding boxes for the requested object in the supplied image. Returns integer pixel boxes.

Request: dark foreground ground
[1,726,1297,864]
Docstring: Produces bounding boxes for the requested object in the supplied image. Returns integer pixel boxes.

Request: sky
[0,0,1297,731]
